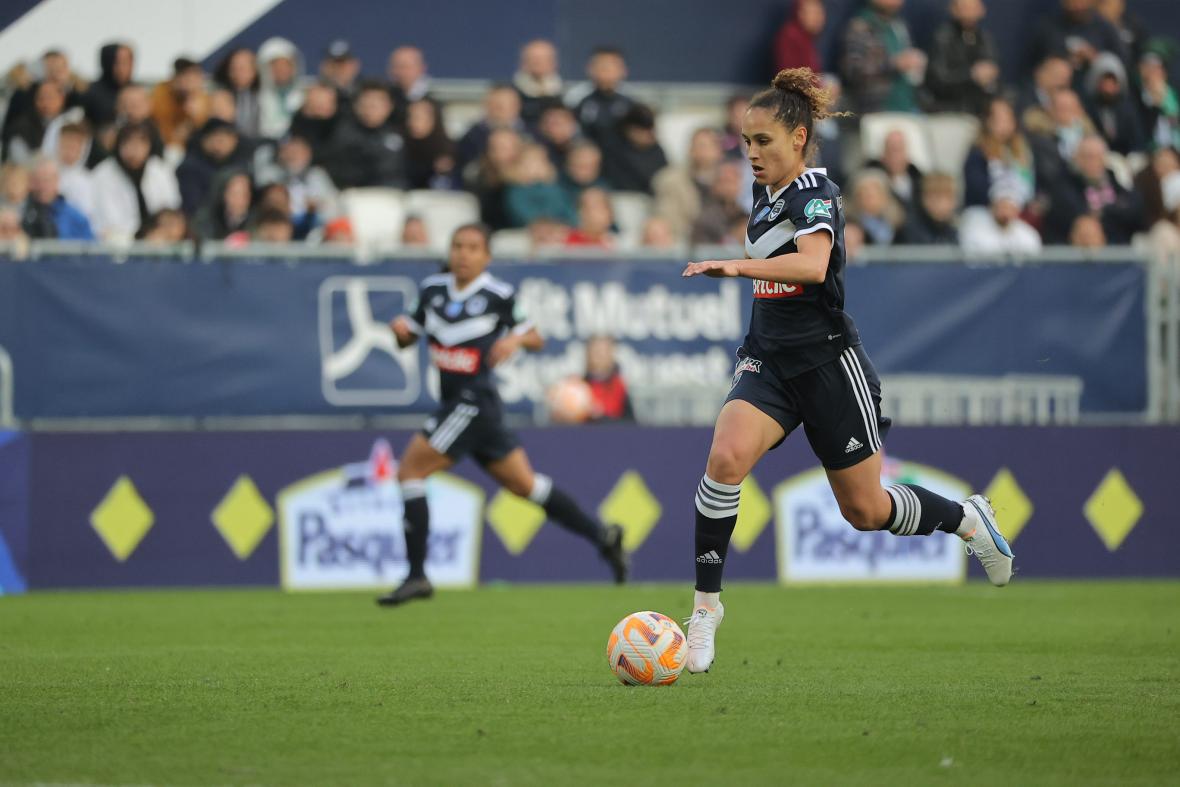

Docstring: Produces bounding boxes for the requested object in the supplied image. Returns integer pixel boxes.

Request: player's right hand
[683,260,742,278]
[390,316,417,344]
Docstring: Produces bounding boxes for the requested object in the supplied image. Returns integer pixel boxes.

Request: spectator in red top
[584,335,634,422]
[565,187,616,247]
[774,0,826,74]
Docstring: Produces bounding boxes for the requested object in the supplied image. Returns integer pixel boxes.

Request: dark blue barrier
[0,431,29,593]
[0,256,1148,418]
[16,425,1180,591]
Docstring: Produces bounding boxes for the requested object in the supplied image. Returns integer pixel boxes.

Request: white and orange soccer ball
[546,376,594,423]
[606,611,687,686]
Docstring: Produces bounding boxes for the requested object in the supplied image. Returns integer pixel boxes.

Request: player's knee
[504,474,534,499]
[705,445,749,486]
[839,499,883,531]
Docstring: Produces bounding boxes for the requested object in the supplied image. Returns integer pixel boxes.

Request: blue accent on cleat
[969,498,1013,558]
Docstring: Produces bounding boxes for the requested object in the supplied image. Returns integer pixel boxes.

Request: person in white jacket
[959,176,1043,256]
[258,37,306,140]
[91,121,181,242]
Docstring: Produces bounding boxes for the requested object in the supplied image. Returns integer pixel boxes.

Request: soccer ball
[546,377,594,423]
[606,611,687,686]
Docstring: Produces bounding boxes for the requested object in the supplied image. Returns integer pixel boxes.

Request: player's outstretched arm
[390,316,421,348]
[488,326,543,367]
[682,232,831,284]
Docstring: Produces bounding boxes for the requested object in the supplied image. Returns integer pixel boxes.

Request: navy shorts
[725,344,892,470]
[422,391,519,465]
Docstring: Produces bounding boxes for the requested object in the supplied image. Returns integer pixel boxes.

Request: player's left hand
[682,260,742,278]
[488,335,522,367]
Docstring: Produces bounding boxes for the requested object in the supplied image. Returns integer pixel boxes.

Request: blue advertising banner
[20,426,1180,591]
[0,431,29,593]
[0,257,1148,419]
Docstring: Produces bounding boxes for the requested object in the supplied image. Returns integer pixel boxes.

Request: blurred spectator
[150,58,210,150]
[1134,146,1179,227]
[515,40,564,128]
[925,0,1000,115]
[207,89,237,125]
[865,128,923,208]
[404,99,457,190]
[774,0,826,74]
[467,127,524,230]
[1030,88,1097,186]
[176,118,246,215]
[322,82,406,189]
[458,84,526,172]
[536,105,581,166]
[81,43,133,130]
[584,335,634,422]
[1044,134,1142,244]
[640,215,677,249]
[3,80,66,163]
[565,187,616,247]
[1095,0,1146,67]
[287,82,340,158]
[691,160,745,245]
[840,0,925,114]
[527,217,571,250]
[960,178,1043,254]
[847,169,905,245]
[213,48,261,138]
[20,157,93,239]
[896,172,959,244]
[255,134,338,232]
[653,127,722,239]
[401,214,430,248]
[194,170,253,240]
[964,96,1035,208]
[321,216,354,245]
[258,38,306,139]
[1146,170,1180,253]
[573,48,638,183]
[504,143,575,228]
[813,75,848,186]
[1138,50,1180,151]
[607,103,667,193]
[320,40,361,105]
[52,122,96,223]
[719,95,750,161]
[0,163,29,207]
[115,85,165,157]
[2,50,83,149]
[1020,54,1075,131]
[1069,213,1107,247]
[254,182,300,236]
[845,219,866,262]
[388,46,433,109]
[139,208,189,244]
[559,140,608,201]
[1029,0,1127,74]
[91,122,181,241]
[1082,52,1143,154]
[252,207,293,243]
[0,204,31,258]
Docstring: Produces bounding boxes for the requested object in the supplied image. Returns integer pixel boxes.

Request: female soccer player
[377,224,628,606]
[680,69,1013,673]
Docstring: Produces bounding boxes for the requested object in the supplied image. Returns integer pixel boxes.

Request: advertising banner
[0,256,1148,418]
[0,431,29,594]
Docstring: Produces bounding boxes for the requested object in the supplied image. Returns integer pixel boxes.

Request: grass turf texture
[1,582,1178,786]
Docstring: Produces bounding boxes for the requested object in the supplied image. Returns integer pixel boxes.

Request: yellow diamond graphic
[598,471,662,551]
[487,490,547,555]
[212,475,275,560]
[731,475,771,552]
[1084,469,1143,551]
[90,476,154,561]
[983,468,1033,542]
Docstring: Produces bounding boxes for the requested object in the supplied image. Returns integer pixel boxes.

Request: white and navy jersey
[743,169,861,378]
[406,271,531,403]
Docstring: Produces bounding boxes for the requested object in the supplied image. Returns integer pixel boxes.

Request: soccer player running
[680,69,1013,672]
[377,224,628,606]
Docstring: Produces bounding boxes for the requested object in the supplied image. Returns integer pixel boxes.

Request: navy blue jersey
[743,169,860,378]
[406,272,530,403]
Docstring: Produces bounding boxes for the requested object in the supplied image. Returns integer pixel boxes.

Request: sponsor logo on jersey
[465,295,488,316]
[804,198,832,222]
[753,205,771,223]
[430,344,481,374]
[768,198,786,221]
[752,279,804,299]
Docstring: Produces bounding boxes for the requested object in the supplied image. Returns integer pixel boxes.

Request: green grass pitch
[2,581,1178,786]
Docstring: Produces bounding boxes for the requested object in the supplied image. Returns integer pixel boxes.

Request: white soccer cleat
[685,602,724,674]
[960,494,1014,587]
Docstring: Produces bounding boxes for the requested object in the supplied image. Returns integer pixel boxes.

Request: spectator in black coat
[925,0,1001,115]
[864,129,924,210]
[573,48,639,184]
[287,82,341,161]
[82,43,134,131]
[1096,0,1147,70]
[604,103,667,193]
[322,82,407,189]
[2,80,66,163]
[514,39,564,129]
[1019,54,1075,133]
[1082,52,1144,154]
[1044,134,1142,244]
[176,118,248,215]
[1028,0,1127,75]
[194,169,253,241]
[896,172,960,244]
[404,99,457,190]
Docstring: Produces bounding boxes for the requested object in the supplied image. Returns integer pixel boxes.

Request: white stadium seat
[339,188,405,255]
[404,190,480,252]
[656,108,726,166]
[490,229,532,257]
[859,112,933,172]
[609,191,654,251]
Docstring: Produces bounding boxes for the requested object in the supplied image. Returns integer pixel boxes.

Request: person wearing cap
[150,57,210,150]
[1138,49,1180,151]
[1044,133,1143,244]
[258,38,306,140]
[960,176,1042,255]
[320,40,361,106]
[1082,52,1144,154]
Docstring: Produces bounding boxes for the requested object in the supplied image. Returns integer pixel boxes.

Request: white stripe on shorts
[429,403,479,452]
[839,349,879,453]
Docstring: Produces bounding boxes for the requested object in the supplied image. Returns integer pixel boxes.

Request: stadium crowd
[1,0,1179,258]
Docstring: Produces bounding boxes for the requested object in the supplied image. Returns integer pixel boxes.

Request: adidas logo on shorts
[696,550,722,564]
[844,436,864,453]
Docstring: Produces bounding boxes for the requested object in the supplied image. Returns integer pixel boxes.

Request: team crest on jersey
[768,199,786,221]
[444,301,463,318]
[431,295,445,308]
[465,295,487,316]
[731,356,763,389]
[804,198,832,222]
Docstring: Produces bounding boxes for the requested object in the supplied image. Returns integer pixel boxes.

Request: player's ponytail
[749,67,844,159]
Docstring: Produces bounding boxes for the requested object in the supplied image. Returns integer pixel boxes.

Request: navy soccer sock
[401,480,429,579]
[884,484,965,536]
[694,474,741,592]
[530,473,606,545]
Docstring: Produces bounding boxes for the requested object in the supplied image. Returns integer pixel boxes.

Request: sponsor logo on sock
[844,436,864,453]
[696,550,722,564]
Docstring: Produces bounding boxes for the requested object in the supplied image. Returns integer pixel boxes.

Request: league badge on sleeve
[804,198,832,222]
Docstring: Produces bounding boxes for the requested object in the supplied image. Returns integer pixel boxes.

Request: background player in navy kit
[679,69,1015,673]
[378,224,628,606]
